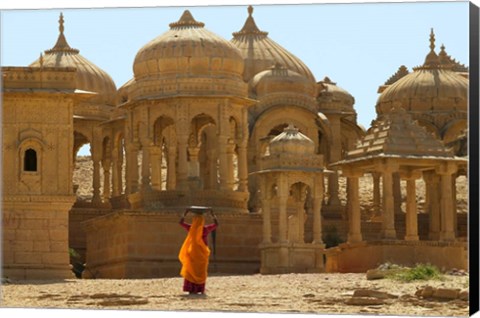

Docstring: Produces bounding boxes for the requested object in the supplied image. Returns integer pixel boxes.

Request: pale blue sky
[0,1,470,156]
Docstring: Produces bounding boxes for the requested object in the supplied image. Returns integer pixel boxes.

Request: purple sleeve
[179,218,191,231]
[204,223,218,234]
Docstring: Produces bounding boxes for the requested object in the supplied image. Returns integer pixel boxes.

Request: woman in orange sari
[178,208,218,295]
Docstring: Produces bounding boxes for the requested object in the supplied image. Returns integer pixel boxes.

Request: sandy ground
[0,273,470,317]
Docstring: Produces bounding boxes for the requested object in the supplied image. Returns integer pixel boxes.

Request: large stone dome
[133,10,244,81]
[231,6,315,83]
[29,14,116,105]
[376,31,468,115]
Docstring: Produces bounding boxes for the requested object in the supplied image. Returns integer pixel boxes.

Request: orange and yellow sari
[179,216,211,292]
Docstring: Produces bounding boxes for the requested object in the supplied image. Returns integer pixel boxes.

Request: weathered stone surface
[353,289,398,299]
[433,288,460,300]
[458,290,469,301]
[345,297,384,306]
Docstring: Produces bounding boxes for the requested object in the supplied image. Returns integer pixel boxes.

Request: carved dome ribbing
[29,13,117,105]
[376,29,468,115]
[231,6,315,83]
[133,10,245,81]
[249,63,316,98]
[269,124,315,155]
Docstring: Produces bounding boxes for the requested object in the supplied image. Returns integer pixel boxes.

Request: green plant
[387,263,443,282]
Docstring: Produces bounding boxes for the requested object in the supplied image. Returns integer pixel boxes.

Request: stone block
[33,241,51,252]
[353,289,398,299]
[42,252,70,265]
[15,252,42,264]
[345,297,384,306]
[433,288,460,300]
[49,229,68,241]
[13,240,34,252]
[459,290,469,301]
[50,241,68,252]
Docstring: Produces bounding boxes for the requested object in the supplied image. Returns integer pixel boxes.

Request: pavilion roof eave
[330,154,467,172]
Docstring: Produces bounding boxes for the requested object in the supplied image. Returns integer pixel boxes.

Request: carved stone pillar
[437,163,457,241]
[312,174,324,244]
[112,146,120,197]
[372,172,381,218]
[260,178,272,244]
[424,171,441,240]
[404,171,421,241]
[91,145,102,203]
[125,142,140,194]
[102,159,111,201]
[226,140,236,190]
[141,143,151,192]
[344,168,363,243]
[218,135,229,190]
[150,145,162,191]
[237,141,248,192]
[393,172,402,214]
[328,115,341,207]
[177,135,189,191]
[278,176,288,243]
[167,145,177,190]
[380,163,397,239]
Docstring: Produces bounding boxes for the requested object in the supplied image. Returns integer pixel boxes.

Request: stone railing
[2,66,76,90]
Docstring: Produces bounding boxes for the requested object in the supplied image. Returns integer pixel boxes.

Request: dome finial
[232,5,268,37]
[169,10,205,29]
[422,28,439,68]
[39,52,44,68]
[45,12,79,54]
[59,12,65,34]
[429,28,435,52]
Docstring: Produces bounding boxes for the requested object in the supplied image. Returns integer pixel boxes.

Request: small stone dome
[269,125,315,155]
[249,63,316,98]
[231,6,315,83]
[376,30,468,115]
[317,76,355,111]
[133,10,244,81]
[29,13,116,105]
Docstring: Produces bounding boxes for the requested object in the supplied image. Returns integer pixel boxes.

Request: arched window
[24,148,37,172]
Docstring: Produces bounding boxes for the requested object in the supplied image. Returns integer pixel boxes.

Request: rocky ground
[0,272,470,317]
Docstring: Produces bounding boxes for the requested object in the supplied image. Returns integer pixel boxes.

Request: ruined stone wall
[325,241,468,273]
[2,199,75,279]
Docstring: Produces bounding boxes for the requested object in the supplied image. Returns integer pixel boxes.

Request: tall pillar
[102,159,111,201]
[125,142,140,194]
[372,172,381,218]
[237,141,248,192]
[150,145,162,191]
[218,135,229,190]
[207,149,217,189]
[424,171,441,240]
[112,146,120,197]
[141,142,151,192]
[344,168,363,243]
[117,143,124,195]
[393,172,402,214]
[327,115,341,207]
[380,163,397,239]
[91,144,102,203]
[260,178,272,244]
[226,140,236,190]
[437,163,457,241]
[188,146,200,177]
[177,135,189,191]
[167,145,177,190]
[404,172,421,241]
[278,176,289,243]
[312,174,324,244]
